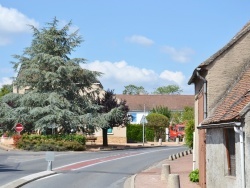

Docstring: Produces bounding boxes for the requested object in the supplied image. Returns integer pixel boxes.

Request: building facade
[188,21,250,188]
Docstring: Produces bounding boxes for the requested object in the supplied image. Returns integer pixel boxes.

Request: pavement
[0,141,200,188]
[124,151,200,188]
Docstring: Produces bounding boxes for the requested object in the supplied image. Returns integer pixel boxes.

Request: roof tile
[116,94,194,111]
[202,67,250,125]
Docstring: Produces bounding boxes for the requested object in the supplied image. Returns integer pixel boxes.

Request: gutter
[196,68,207,119]
[197,122,238,129]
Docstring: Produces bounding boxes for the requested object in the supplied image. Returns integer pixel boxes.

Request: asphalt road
[3,146,188,188]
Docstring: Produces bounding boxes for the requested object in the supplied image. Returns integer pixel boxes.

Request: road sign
[15,123,24,132]
[140,115,148,124]
[46,151,55,161]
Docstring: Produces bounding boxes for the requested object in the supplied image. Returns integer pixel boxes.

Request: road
[0,146,187,188]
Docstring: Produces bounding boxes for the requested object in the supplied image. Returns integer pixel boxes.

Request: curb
[168,149,192,161]
[2,171,57,188]
[123,174,136,188]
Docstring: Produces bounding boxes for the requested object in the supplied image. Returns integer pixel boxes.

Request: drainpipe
[234,124,245,188]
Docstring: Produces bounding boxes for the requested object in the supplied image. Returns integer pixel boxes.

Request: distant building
[95,94,194,143]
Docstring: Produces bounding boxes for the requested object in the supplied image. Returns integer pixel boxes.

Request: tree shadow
[0,164,22,172]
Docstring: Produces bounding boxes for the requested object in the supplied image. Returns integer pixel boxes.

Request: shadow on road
[0,164,22,172]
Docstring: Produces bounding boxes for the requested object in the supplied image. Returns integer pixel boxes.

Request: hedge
[126,124,154,143]
[15,133,86,151]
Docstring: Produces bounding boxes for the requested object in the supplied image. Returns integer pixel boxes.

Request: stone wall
[206,32,250,116]
[96,136,127,144]
[206,128,240,188]
[244,111,250,188]
[0,137,14,145]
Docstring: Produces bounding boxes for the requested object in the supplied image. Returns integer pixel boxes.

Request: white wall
[206,128,240,188]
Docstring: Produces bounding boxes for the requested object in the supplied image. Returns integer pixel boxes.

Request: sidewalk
[131,153,200,188]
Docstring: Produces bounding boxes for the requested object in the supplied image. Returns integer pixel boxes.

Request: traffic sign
[15,123,24,132]
[140,115,148,124]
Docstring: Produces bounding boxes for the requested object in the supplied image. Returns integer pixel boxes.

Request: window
[107,128,113,134]
[224,128,236,176]
[131,113,137,123]
[127,113,137,123]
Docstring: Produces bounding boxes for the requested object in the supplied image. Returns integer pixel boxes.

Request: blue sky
[1,1,250,94]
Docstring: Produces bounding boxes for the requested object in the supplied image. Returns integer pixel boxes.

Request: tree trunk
[102,128,108,146]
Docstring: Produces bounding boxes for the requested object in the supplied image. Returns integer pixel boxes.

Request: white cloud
[160,70,185,85]
[125,35,154,46]
[81,60,158,83]
[0,77,13,88]
[0,4,39,45]
[80,60,192,94]
[161,46,195,63]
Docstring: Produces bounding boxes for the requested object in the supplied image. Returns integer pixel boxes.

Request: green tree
[0,18,105,134]
[170,111,182,125]
[146,113,168,141]
[151,106,171,119]
[182,106,194,121]
[185,119,194,148]
[123,84,147,95]
[96,89,129,146]
[182,106,194,148]
[153,85,183,95]
[0,84,12,98]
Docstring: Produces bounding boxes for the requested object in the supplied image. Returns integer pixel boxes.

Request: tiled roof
[202,66,250,125]
[188,21,250,84]
[116,94,194,111]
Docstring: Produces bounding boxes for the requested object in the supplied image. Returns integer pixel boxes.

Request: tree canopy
[146,113,168,141]
[122,84,148,95]
[153,85,183,95]
[0,84,12,98]
[96,89,129,146]
[183,106,194,148]
[0,18,122,135]
[151,106,171,119]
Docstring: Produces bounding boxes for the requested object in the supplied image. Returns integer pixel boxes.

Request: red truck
[168,124,185,141]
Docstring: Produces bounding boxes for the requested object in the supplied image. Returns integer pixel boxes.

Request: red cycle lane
[54,152,141,171]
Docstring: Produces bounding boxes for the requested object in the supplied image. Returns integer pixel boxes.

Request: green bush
[189,169,199,182]
[16,133,86,151]
[127,124,154,143]
[185,119,194,148]
[146,113,168,141]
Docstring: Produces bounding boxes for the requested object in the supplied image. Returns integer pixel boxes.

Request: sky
[1,1,250,94]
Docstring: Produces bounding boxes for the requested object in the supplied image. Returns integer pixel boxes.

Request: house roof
[116,94,194,111]
[188,21,250,85]
[202,66,250,125]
